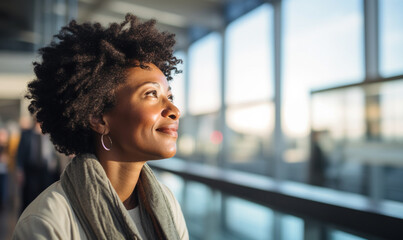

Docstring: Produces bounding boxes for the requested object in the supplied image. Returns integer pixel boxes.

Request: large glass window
[282,0,364,181]
[225,4,273,105]
[224,4,275,175]
[188,33,221,115]
[179,0,403,205]
[178,33,222,163]
[310,79,403,201]
[379,0,403,77]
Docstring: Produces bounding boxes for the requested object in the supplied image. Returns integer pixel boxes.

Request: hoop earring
[101,134,112,151]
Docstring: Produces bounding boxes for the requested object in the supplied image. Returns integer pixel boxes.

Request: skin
[89,63,180,209]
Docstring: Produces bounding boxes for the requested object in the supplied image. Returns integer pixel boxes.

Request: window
[188,33,221,115]
[224,4,275,175]
[282,0,364,181]
[178,33,222,162]
[225,4,273,105]
[379,0,403,77]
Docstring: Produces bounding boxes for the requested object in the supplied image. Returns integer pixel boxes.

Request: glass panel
[176,113,221,165]
[380,81,403,142]
[182,181,219,239]
[172,51,186,115]
[310,79,403,201]
[225,4,273,105]
[183,182,211,219]
[280,215,304,240]
[282,0,364,183]
[329,229,366,240]
[225,103,275,175]
[188,33,221,114]
[225,197,274,240]
[156,172,380,240]
[379,0,403,77]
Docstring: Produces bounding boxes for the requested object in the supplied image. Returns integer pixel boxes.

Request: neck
[97,154,146,210]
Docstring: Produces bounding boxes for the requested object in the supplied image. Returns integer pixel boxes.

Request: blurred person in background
[309,130,328,186]
[12,13,188,240]
[7,121,22,173]
[0,127,10,209]
[16,120,60,213]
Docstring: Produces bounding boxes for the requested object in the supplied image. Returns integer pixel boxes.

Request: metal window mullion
[273,0,285,180]
[364,0,383,203]
[218,28,228,168]
[364,0,380,81]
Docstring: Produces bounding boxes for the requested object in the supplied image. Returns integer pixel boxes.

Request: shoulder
[159,182,189,240]
[12,181,83,239]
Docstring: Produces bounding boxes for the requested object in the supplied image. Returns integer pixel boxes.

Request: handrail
[149,158,403,240]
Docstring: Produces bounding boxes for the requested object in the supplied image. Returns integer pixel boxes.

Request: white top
[128,207,147,239]
[12,181,189,240]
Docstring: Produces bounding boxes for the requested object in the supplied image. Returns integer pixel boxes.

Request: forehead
[125,64,169,89]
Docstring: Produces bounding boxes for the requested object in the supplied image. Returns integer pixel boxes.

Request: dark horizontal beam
[310,74,403,94]
[149,158,403,240]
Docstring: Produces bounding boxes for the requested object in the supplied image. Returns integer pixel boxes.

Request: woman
[12,13,188,240]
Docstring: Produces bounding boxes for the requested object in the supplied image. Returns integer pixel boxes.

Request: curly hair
[26,13,182,155]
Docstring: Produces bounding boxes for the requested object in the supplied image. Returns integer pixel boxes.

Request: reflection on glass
[182,181,218,239]
[155,172,371,240]
[184,182,212,219]
[188,33,221,114]
[379,0,403,77]
[225,4,273,105]
[172,51,186,115]
[225,103,275,175]
[226,197,274,240]
[330,229,366,240]
[310,79,403,201]
[281,215,304,240]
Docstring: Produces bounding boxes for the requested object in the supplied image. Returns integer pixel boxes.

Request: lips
[156,124,178,137]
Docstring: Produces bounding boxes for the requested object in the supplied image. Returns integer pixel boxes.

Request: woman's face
[104,63,180,161]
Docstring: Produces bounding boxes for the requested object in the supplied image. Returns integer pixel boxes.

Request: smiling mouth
[156,127,178,137]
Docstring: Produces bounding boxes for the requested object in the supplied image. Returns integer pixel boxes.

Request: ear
[89,114,110,135]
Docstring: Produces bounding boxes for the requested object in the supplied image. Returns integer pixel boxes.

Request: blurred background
[0,0,403,239]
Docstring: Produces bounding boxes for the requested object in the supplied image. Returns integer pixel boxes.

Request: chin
[160,150,177,159]
[159,144,177,159]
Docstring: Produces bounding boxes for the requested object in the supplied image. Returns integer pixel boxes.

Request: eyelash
[146,90,158,97]
[146,90,174,102]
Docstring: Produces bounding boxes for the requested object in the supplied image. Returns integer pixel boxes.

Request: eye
[145,90,158,98]
[168,94,174,102]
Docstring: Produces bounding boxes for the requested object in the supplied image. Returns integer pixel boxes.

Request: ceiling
[76,0,267,50]
[0,0,267,52]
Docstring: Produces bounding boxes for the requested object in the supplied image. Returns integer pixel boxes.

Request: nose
[162,101,181,120]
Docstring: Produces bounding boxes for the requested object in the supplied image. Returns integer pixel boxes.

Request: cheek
[134,107,161,129]
[122,108,161,142]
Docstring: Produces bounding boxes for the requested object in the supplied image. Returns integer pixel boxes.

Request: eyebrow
[139,81,171,91]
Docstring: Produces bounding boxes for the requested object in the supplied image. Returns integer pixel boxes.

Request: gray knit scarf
[60,154,180,240]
